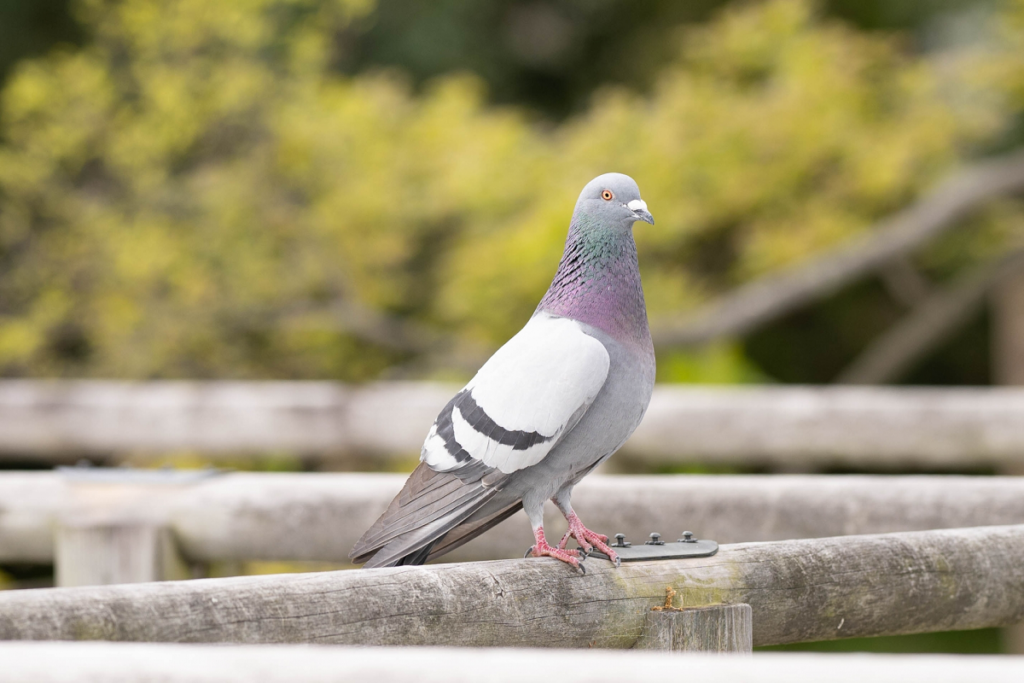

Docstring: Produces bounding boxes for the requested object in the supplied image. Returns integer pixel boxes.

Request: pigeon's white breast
[422,312,610,474]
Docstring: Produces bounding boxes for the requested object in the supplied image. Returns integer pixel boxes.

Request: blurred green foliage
[0,0,83,87]
[0,0,1022,382]
[1,1,998,120]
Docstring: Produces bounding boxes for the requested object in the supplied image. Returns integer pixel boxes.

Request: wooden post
[55,521,188,587]
[50,468,219,587]
[993,260,1024,653]
[993,263,1024,386]
[637,604,752,653]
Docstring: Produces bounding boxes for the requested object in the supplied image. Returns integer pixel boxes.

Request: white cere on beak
[627,199,648,213]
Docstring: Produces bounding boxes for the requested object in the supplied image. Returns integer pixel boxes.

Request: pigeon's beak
[627,199,655,225]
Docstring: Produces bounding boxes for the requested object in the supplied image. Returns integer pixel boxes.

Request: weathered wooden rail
[3,381,1024,468]
[3,643,1023,683]
[1,525,1022,648]
[4,473,1024,584]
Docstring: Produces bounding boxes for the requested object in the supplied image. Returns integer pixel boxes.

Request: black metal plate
[589,539,718,562]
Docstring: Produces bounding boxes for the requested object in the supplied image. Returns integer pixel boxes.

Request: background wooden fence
[2,381,1024,469]
[5,473,1024,583]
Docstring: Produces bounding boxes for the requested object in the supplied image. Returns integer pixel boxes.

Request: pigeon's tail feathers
[423,499,523,560]
[360,532,442,568]
[350,462,503,567]
[358,498,523,567]
[351,501,477,567]
[394,542,437,566]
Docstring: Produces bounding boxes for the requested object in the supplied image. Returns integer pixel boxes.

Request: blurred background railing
[2,382,1024,471]
[4,470,1024,581]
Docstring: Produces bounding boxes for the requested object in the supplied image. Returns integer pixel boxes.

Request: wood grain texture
[1,525,1022,647]
[7,473,1024,565]
[3,382,1024,468]
[3,643,1024,683]
[638,604,752,652]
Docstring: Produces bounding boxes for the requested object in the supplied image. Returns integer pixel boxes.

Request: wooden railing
[3,381,1024,468]
[1,525,1022,652]
[4,383,1024,657]
[4,472,1024,583]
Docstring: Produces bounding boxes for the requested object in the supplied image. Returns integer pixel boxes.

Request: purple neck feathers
[536,215,651,350]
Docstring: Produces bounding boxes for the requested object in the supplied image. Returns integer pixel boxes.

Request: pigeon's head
[575,173,654,229]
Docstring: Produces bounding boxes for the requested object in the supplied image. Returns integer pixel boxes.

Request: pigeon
[350,173,656,571]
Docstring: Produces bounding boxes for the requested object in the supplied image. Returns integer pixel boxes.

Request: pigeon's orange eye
[601,190,614,201]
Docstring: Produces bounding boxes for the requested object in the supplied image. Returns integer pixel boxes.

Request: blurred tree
[0,0,1019,382]
[340,0,1003,118]
[0,0,82,87]
[0,0,1001,120]
[0,0,545,379]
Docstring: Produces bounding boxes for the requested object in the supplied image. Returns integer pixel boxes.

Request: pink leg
[558,512,620,567]
[526,527,585,573]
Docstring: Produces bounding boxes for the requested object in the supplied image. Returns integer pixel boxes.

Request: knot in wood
[650,586,681,612]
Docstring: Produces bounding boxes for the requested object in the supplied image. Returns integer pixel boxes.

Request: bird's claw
[562,514,618,566]
[558,531,594,556]
[525,538,586,574]
[524,546,535,558]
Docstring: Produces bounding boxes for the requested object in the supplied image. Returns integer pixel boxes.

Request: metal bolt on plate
[611,533,632,548]
[646,532,665,546]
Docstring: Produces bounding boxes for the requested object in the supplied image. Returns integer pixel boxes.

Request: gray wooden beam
[627,385,1024,468]
[4,382,1024,469]
[1,525,1022,647]
[2,643,1023,683]
[6,473,1024,567]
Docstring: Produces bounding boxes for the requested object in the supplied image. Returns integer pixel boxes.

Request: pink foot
[558,512,620,567]
[526,527,585,574]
